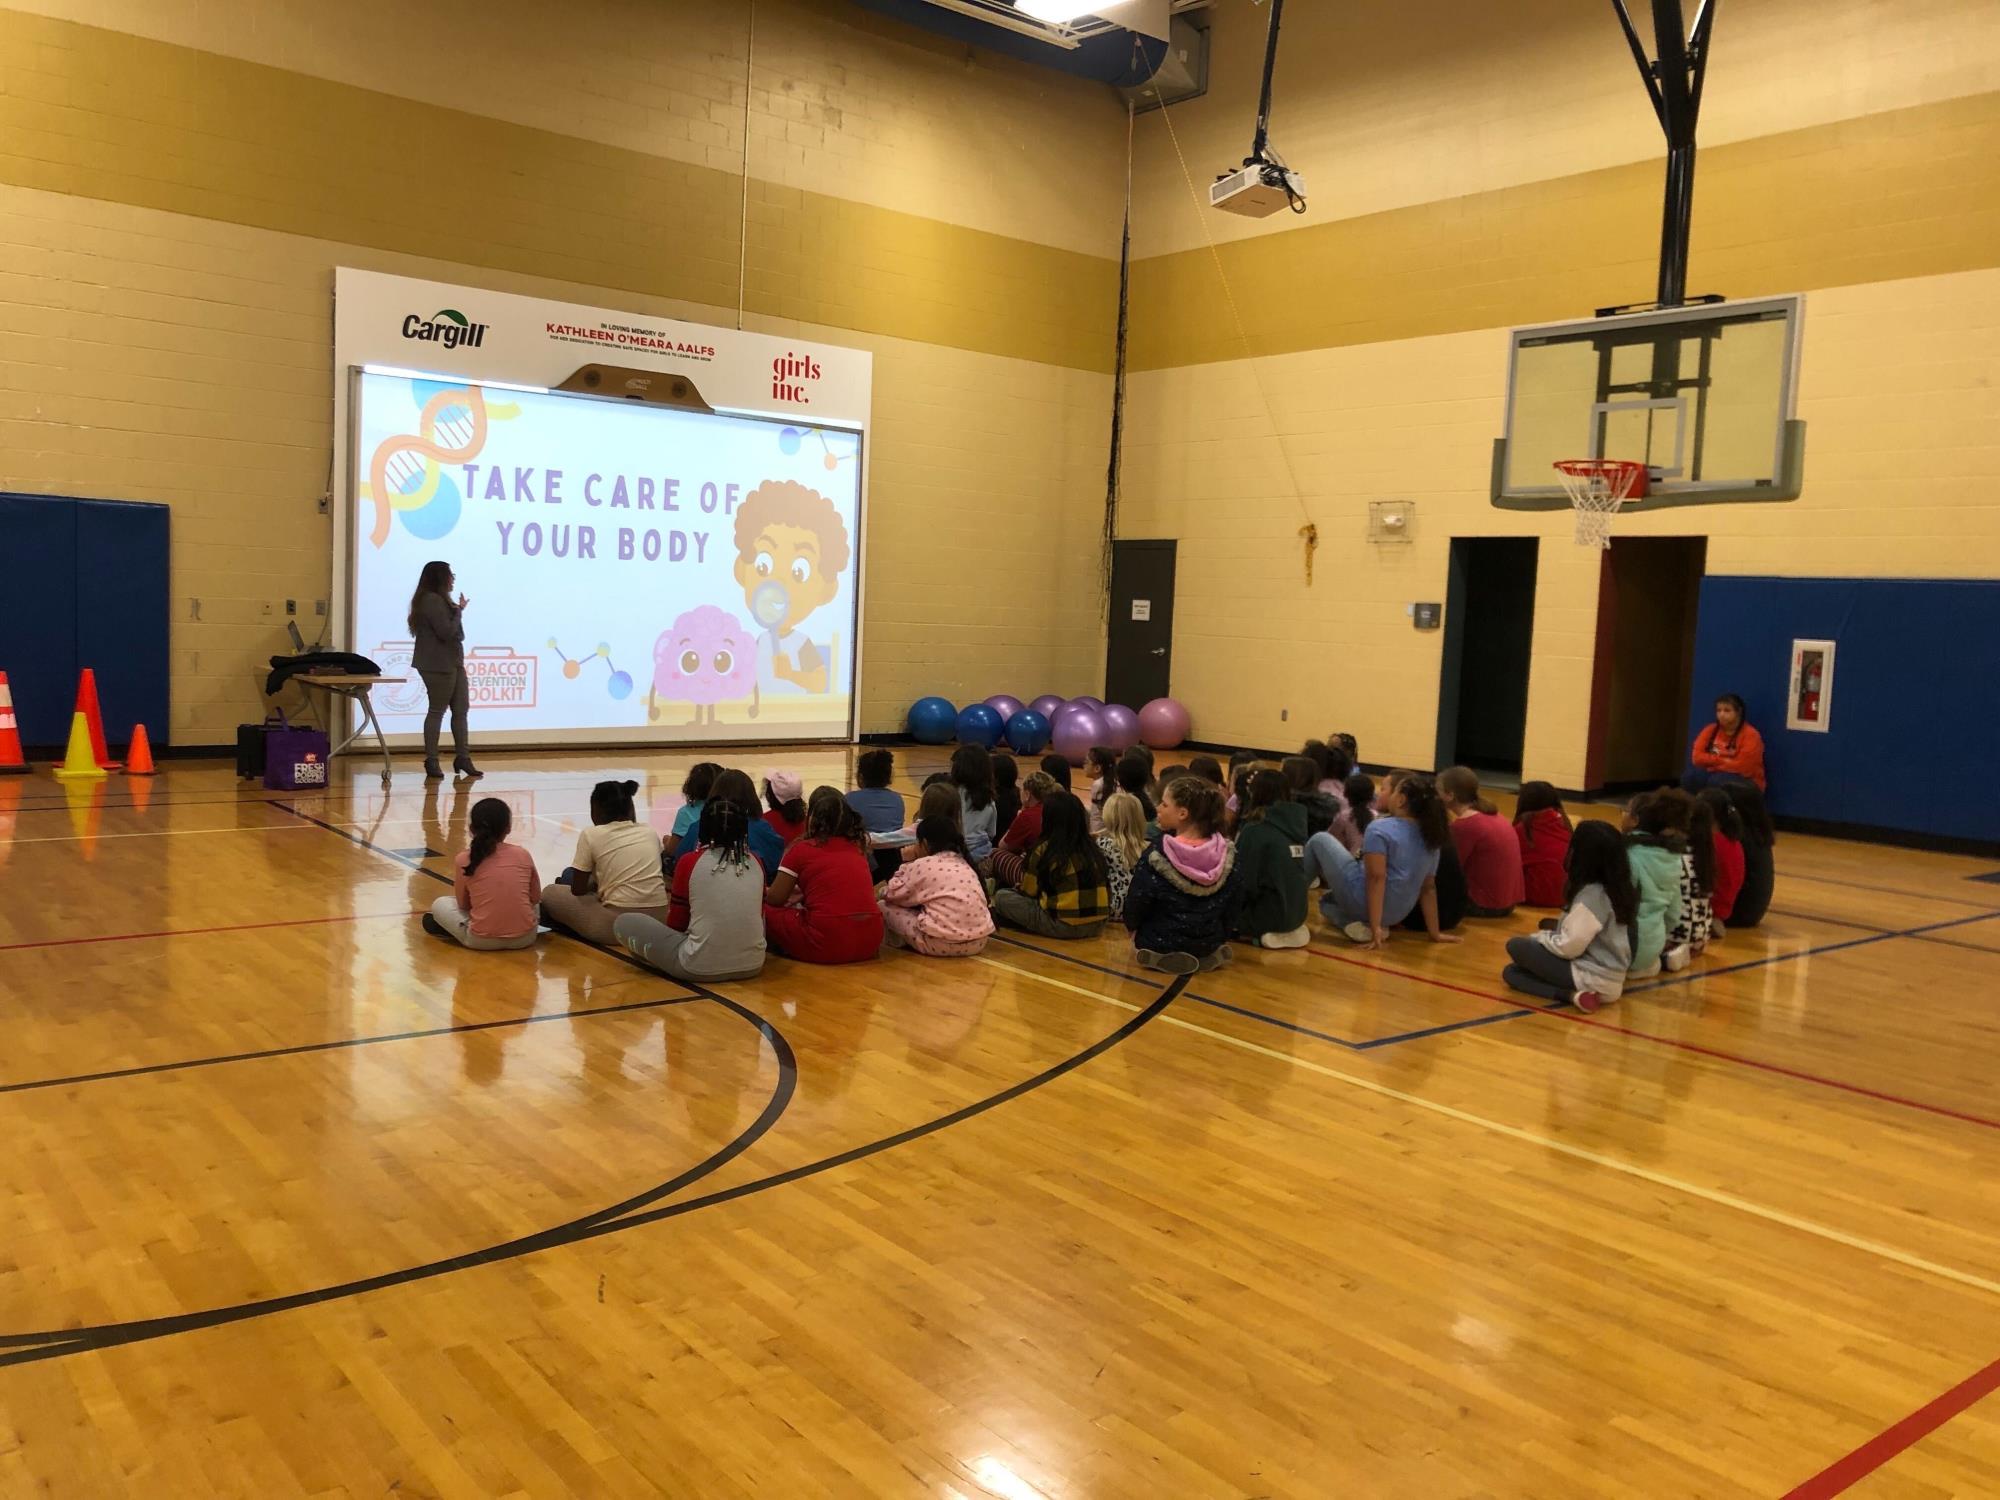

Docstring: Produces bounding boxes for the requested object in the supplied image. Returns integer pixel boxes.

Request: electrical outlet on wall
[261,601,273,617]
[316,600,327,615]
[286,599,296,615]
[317,494,330,515]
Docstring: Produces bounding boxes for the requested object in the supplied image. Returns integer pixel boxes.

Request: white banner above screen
[332,269,872,747]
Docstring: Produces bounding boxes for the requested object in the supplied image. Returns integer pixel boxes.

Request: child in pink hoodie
[1121,776,1241,975]
[878,814,996,957]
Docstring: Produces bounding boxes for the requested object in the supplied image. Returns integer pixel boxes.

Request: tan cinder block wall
[1122,0,2000,783]
[0,1,1124,743]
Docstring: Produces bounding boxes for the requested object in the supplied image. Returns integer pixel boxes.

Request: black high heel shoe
[454,758,484,780]
[424,760,445,781]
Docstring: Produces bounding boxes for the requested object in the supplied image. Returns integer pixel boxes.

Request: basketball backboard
[1492,294,1805,510]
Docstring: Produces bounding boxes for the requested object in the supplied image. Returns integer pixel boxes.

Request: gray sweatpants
[613,913,766,983]
[991,889,1106,941]
[427,895,537,951]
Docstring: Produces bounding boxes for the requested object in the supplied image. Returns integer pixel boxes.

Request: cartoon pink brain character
[651,605,760,727]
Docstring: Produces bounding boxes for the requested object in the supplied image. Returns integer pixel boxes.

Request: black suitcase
[236,716,274,779]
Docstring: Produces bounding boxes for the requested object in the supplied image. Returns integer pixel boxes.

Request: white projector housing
[1209,162,1306,217]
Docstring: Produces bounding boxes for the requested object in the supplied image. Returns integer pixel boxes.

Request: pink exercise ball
[1028,694,1065,721]
[985,694,1025,724]
[1099,702,1141,753]
[1050,705,1105,766]
[1138,696,1191,750]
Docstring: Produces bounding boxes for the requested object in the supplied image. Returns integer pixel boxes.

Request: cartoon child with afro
[731,479,850,696]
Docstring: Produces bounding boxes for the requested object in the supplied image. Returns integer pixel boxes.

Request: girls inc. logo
[771,351,822,404]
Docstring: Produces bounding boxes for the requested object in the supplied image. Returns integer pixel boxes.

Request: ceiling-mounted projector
[1210,161,1307,218]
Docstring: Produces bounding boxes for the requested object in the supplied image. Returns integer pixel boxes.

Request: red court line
[1783,1351,2000,1498]
[1302,946,2000,1132]
[0,910,423,953]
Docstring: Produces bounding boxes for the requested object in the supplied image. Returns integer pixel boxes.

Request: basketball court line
[0,989,695,1096]
[976,954,2000,1305]
[1301,945,2000,1132]
[1780,1349,2000,1499]
[1634,907,2000,988]
[1767,906,2000,956]
[0,909,427,953]
[1785,869,2000,911]
[3,822,317,843]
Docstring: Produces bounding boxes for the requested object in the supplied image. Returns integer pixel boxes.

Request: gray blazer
[410,591,465,672]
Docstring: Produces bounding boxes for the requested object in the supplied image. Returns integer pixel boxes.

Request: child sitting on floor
[1039,753,1073,793]
[1666,789,1718,966]
[1501,819,1635,1014]
[761,769,807,846]
[991,752,1022,842]
[1303,772,1458,949]
[993,770,1059,888]
[1124,776,1241,974]
[1623,789,1689,979]
[1282,755,1340,839]
[1438,766,1525,918]
[1329,771,1374,855]
[426,797,540,951]
[540,779,670,945]
[1513,781,1572,908]
[663,761,722,863]
[848,748,908,883]
[1697,788,1746,933]
[1115,750,1156,821]
[990,791,1111,942]
[1085,746,1119,831]
[1230,768,1311,950]
[763,787,884,965]
[616,799,768,982]
[1096,790,1147,922]
[1723,782,1775,928]
[952,744,1000,863]
[879,814,995,957]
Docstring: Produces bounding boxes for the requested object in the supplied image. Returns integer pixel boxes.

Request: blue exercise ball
[955,702,1005,749]
[908,695,958,744]
[1004,708,1051,755]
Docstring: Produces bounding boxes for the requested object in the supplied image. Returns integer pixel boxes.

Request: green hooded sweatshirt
[1233,799,1310,938]
[1625,837,1685,972]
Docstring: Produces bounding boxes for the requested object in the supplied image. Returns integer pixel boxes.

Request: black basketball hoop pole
[1611,0,1717,309]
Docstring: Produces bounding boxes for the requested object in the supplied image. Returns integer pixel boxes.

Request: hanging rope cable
[736,0,756,331]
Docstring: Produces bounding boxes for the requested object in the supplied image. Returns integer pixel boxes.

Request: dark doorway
[1105,540,1176,708]
[1436,538,1539,775]
[1586,536,1707,789]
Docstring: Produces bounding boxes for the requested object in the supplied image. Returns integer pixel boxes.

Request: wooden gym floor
[2,746,1998,1498]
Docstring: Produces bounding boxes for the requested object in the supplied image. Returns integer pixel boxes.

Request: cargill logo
[401,308,488,351]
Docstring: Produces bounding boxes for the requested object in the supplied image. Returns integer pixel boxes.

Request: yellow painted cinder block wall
[0,0,1124,743]
[1121,0,2000,783]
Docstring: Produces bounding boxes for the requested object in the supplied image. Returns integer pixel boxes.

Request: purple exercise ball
[1067,695,1105,714]
[1099,702,1141,753]
[1028,694,1066,721]
[1138,696,1191,750]
[1050,705,1105,766]
[984,694,1025,724]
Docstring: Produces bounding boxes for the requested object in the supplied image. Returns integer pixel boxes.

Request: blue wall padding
[1690,575,2000,843]
[0,493,170,750]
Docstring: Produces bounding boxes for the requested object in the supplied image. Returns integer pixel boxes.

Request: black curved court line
[0,983,796,1364]
[0,989,702,1097]
[0,970,1184,1370]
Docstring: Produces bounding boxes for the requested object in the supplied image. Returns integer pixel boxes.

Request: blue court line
[1632,907,2000,991]
[986,932,1533,1051]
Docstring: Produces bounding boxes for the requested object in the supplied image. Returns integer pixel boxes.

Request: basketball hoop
[1554,459,1649,548]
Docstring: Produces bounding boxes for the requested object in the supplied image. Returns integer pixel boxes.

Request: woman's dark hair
[1343,772,1376,836]
[681,761,722,800]
[1685,792,1717,897]
[1115,751,1151,798]
[1038,753,1073,791]
[1165,776,1226,836]
[1243,767,1289,819]
[1564,819,1639,930]
[1716,692,1748,719]
[1323,743,1355,783]
[1513,781,1568,831]
[1395,773,1451,851]
[1030,791,1105,892]
[465,796,511,875]
[406,560,453,634]
[590,779,639,823]
[990,751,1019,791]
[804,784,868,850]
[1301,739,1333,780]
[1696,787,1743,844]
[1280,756,1320,797]
[763,777,806,825]
[709,767,761,819]
[1187,755,1224,786]
[1724,781,1775,846]
[915,813,976,871]
[951,744,994,811]
[856,748,894,789]
[1438,765,1498,816]
[697,796,753,868]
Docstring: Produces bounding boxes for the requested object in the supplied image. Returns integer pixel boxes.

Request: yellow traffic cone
[52,711,107,781]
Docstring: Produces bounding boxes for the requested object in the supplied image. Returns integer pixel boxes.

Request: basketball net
[1554,460,1649,549]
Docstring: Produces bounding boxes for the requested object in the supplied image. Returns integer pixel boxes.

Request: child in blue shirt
[1302,771,1460,949]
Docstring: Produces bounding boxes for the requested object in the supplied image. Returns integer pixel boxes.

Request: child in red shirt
[764,786,884,964]
[1512,781,1573,908]
[761,769,807,846]
[1439,767,1525,917]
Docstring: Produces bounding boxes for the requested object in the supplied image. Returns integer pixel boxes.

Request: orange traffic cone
[0,672,26,773]
[74,668,119,770]
[52,711,107,781]
[125,722,158,775]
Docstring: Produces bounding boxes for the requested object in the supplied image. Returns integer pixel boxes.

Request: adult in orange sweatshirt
[1683,692,1767,792]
